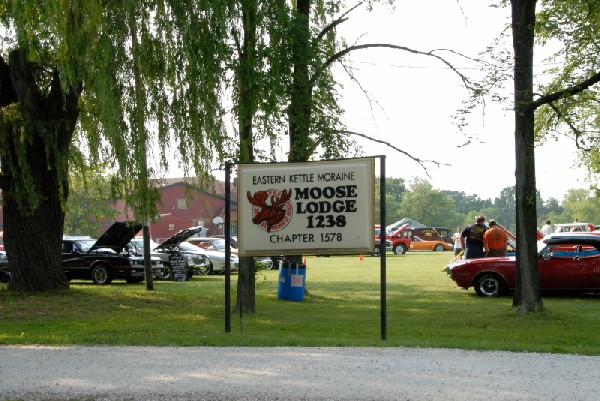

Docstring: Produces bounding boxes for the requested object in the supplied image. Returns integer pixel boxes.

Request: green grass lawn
[1,252,600,354]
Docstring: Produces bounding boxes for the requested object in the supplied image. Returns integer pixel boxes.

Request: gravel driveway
[1,345,599,401]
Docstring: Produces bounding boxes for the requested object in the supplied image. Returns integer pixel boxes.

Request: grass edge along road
[1,252,599,355]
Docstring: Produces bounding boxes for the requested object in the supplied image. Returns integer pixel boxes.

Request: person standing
[461,215,487,259]
[541,220,554,237]
[484,220,509,257]
[452,226,463,256]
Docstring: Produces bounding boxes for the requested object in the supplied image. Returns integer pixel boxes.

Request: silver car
[179,242,239,274]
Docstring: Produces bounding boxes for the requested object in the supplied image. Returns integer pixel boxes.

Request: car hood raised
[91,221,143,253]
[155,226,203,250]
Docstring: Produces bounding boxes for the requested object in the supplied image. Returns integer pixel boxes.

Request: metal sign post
[379,156,387,341]
[225,162,231,333]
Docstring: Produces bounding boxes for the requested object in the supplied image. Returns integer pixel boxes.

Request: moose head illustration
[246,189,292,232]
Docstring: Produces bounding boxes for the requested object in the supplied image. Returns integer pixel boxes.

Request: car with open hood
[184,239,239,274]
[146,227,209,279]
[446,232,600,297]
[62,222,165,285]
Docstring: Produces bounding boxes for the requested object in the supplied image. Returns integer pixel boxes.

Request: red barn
[113,178,238,242]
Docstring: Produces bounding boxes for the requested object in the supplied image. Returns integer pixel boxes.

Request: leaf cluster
[534,0,600,187]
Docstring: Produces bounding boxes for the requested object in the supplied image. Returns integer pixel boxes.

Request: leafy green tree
[561,189,600,223]
[510,0,600,313]
[535,0,600,190]
[442,191,492,229]
[536,197,564,228]
[64,171,118,237]
[444,191,493,219]
[465,1,600,312]
[375,177,406,225]
[231,0,296,313]
[0,2,230,291]
[492,187,515,230]
[398,178,457,227]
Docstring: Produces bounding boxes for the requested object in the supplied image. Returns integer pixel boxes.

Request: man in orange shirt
[483,220,508,257]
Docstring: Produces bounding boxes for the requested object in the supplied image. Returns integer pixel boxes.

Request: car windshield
[134,239,160,252]
[75,239,97,253]
[209,239,227,251]
[179,242,201,252]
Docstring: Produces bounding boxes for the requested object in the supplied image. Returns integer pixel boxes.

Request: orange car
[409,236,453,252]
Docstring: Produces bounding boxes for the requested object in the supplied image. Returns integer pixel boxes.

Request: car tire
[434,244,445,252]
[197,263,211,275]
[157,265,173,280]
[91,265,112,285]
[474,273,506,297]
[393,244,407,255]
[125,277,143,284]
[206,261,214,275]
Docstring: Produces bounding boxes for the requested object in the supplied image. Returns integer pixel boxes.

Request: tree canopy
[0,1,235,290]
[535,0,600,191]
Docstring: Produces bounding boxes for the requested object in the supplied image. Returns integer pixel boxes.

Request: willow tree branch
[314,2,362,45]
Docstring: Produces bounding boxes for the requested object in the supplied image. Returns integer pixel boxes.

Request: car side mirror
[541,247,551,260]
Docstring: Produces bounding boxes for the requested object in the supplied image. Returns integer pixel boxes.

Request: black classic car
[62,222,165,285]
[0,251,8,282]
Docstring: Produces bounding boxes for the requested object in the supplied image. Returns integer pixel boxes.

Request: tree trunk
[511,0,543,312]
[236,0,258,313]
[0,50,80,292]
[284,0,313,277]
[3,148,69,291]
[288,0,313,162]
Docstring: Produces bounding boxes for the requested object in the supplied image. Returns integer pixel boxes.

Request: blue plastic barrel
[277,261,306,301]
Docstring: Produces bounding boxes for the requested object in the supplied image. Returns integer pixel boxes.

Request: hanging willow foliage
[0,0,239,221]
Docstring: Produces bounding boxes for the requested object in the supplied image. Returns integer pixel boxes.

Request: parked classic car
[372,238,393,256]
[554,222,595,233]
[446,232,600,297]
[211,236,278,270]
[410,236,453,252]
[129,227,208,280]
[0,251,8,283]
[182,241,239,274]
[62,222,165,285]
[187,237,224,249]
[210,235,238,247]
[406,227,453,244]
[374,224,411,255]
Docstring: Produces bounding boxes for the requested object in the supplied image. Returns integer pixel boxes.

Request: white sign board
[237,158,375,256]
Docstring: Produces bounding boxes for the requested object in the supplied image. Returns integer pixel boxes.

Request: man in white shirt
[541,220,554,237]
[452,226,462,256]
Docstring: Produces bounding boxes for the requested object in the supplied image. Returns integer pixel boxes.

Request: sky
[331,0,589,201]
[161,1,590,201]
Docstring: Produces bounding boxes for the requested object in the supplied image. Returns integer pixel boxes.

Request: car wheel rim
[94,269,107,284]
[480,278,498,296]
